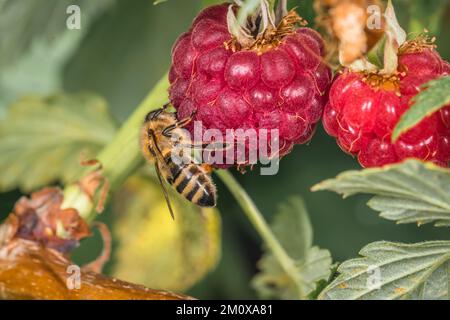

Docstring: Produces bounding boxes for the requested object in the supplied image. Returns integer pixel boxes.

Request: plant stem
[96,75,169,190]
[65,70,300,293]
[63,75,169,222]
[215,169,303,293]
[268,0,277,10]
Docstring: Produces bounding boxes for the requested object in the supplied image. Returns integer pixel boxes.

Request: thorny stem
[215,170,303,296]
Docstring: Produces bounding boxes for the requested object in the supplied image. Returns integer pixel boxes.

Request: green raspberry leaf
[392,76,450,142]
[319,241,450,300]
[312,160,450,227]
[0,93,117,192]
[0,0,114,68]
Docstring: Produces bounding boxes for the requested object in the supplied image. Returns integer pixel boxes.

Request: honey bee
[140,104,216,219]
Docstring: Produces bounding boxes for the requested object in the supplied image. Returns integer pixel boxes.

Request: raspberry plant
[324,36,450,167]
[169,3,331,167]
[0,0,449,300]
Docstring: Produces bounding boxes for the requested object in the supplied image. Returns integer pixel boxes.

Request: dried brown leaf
[0,215,19,248]
[13,187,91,253]
[82,222,111,273]
[0,239,192,300]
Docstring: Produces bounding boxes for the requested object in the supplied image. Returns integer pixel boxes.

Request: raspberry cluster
[323,47,450,167]
[169,4,331,167]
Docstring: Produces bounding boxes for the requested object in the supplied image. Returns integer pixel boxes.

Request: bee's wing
[148,122,177,219]
[154,162,175,220]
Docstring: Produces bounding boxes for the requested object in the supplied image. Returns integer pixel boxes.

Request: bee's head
[144,109,163,122]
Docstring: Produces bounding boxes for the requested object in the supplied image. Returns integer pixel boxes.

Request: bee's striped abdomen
[162,153,183,184]
[192,173,216,207]
[171,164,216,207]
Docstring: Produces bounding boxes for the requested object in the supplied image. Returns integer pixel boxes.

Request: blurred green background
[0,0,449,299]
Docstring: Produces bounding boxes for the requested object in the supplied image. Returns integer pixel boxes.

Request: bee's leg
[144,103,171,122]
[162,111,196,137]
[145,109,163,122]
[180,138,234,151]
[203,141,234,152]
[182,141,220,150]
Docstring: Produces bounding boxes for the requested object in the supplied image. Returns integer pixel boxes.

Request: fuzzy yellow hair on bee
[140,104,216,219]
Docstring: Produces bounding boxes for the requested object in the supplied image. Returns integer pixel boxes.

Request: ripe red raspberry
[169,3,331,168]
[323,42,450,168]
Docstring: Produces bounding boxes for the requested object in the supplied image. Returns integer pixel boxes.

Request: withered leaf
[12,187,91,253]
[0,239,192,300]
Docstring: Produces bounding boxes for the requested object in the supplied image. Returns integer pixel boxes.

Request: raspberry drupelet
[323,38,450,168]
[169,3,332,168]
